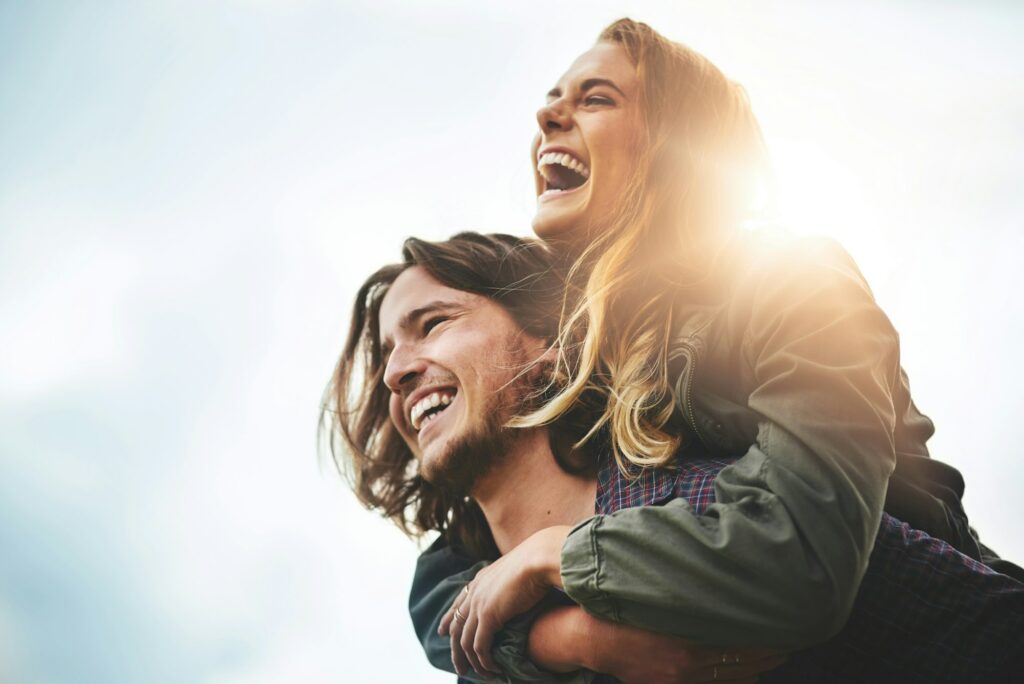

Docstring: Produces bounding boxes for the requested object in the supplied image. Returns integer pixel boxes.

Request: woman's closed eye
[584,94,615,106]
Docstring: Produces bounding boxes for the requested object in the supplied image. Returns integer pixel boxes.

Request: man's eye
[423,316,447,334]
[585,95,614,106]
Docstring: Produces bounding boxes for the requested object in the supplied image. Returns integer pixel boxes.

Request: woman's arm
[412,238,908,667]
[562,238,900,647]
[410,535,572,683]
[529,606,788,684]
[410,538,786,684]
[412,534,787,683]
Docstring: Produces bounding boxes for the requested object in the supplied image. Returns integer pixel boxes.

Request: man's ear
[521,341,557,401]
[537,342,558,366]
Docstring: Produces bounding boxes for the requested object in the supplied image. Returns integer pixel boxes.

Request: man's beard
[421,358,546,496]
[424,410,513,497]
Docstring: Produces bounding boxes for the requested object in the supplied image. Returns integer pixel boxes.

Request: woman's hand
[529,606,788,684]
[438,525,570,677]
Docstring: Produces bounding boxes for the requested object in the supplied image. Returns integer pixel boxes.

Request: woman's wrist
[529,525,571,588]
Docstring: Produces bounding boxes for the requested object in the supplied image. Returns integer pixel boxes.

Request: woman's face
[532,41,643,243]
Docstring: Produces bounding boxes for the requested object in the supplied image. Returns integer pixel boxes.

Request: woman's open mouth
[537,152,590,199]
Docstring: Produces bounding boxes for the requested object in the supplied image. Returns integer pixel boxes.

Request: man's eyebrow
[547,77,627,100]
[380,300,463,348]
[399,300,463,330]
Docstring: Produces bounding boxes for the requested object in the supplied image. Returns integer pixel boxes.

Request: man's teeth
[537,152,590,180]
[410,391,455,431]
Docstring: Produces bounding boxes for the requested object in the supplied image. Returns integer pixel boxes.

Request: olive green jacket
[409,235,977,682]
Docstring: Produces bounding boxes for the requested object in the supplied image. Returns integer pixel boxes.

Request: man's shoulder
[596,447,735,515]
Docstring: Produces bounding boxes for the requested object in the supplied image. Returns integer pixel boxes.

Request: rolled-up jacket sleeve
[561,240,900,649]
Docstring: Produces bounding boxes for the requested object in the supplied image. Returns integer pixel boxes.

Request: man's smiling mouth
[538,152,590,197]
[410,389,457,431]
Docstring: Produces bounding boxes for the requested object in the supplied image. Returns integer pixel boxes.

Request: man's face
[378,266,548,494]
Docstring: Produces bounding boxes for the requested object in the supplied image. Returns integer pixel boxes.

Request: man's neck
[471,429,596,555]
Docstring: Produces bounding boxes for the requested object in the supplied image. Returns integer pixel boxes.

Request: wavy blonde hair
[515,18,770,473]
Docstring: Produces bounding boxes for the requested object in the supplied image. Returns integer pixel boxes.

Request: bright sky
[1,1,1021,682]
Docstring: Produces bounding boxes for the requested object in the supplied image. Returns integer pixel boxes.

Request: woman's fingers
[447,603,471,676]
[459,610,486,676]
[474,613,500,674]
[438,584,471,636]
[452,583,499,676]
[438,607,453,636]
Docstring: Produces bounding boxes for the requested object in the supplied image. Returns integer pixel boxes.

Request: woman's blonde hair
[515,18,770,472]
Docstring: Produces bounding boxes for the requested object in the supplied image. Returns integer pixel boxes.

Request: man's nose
[536,99,573,133]
[383,344,426,393]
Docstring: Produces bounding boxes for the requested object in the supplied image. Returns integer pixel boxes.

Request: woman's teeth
[410,391,455,431]
[537,152,591,183]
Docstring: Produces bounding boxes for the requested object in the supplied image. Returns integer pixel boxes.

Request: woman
[408,18,1012,682]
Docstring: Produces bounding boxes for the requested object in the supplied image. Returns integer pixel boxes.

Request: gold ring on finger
[454,606,466,623]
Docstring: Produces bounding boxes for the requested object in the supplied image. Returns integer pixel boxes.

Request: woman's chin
[532,205,582,242]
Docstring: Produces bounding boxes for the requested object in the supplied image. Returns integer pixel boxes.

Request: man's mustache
[401,372,459,401]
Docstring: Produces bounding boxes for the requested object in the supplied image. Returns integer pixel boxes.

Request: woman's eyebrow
[581,78,626,97]
[547,77,627,100]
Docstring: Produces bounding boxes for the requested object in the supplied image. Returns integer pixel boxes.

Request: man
[325,232,1023,682]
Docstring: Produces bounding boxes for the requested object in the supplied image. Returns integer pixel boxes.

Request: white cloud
[0,231,143,403]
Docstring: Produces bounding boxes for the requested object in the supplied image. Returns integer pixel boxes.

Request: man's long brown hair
[321,232,565,558]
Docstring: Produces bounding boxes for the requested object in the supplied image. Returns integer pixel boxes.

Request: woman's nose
[536,99,572,132]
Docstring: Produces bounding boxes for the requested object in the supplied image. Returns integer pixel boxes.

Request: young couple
[325,18,1023,683]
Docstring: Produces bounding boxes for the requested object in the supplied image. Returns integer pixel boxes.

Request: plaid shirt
[594,451,1024,683]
